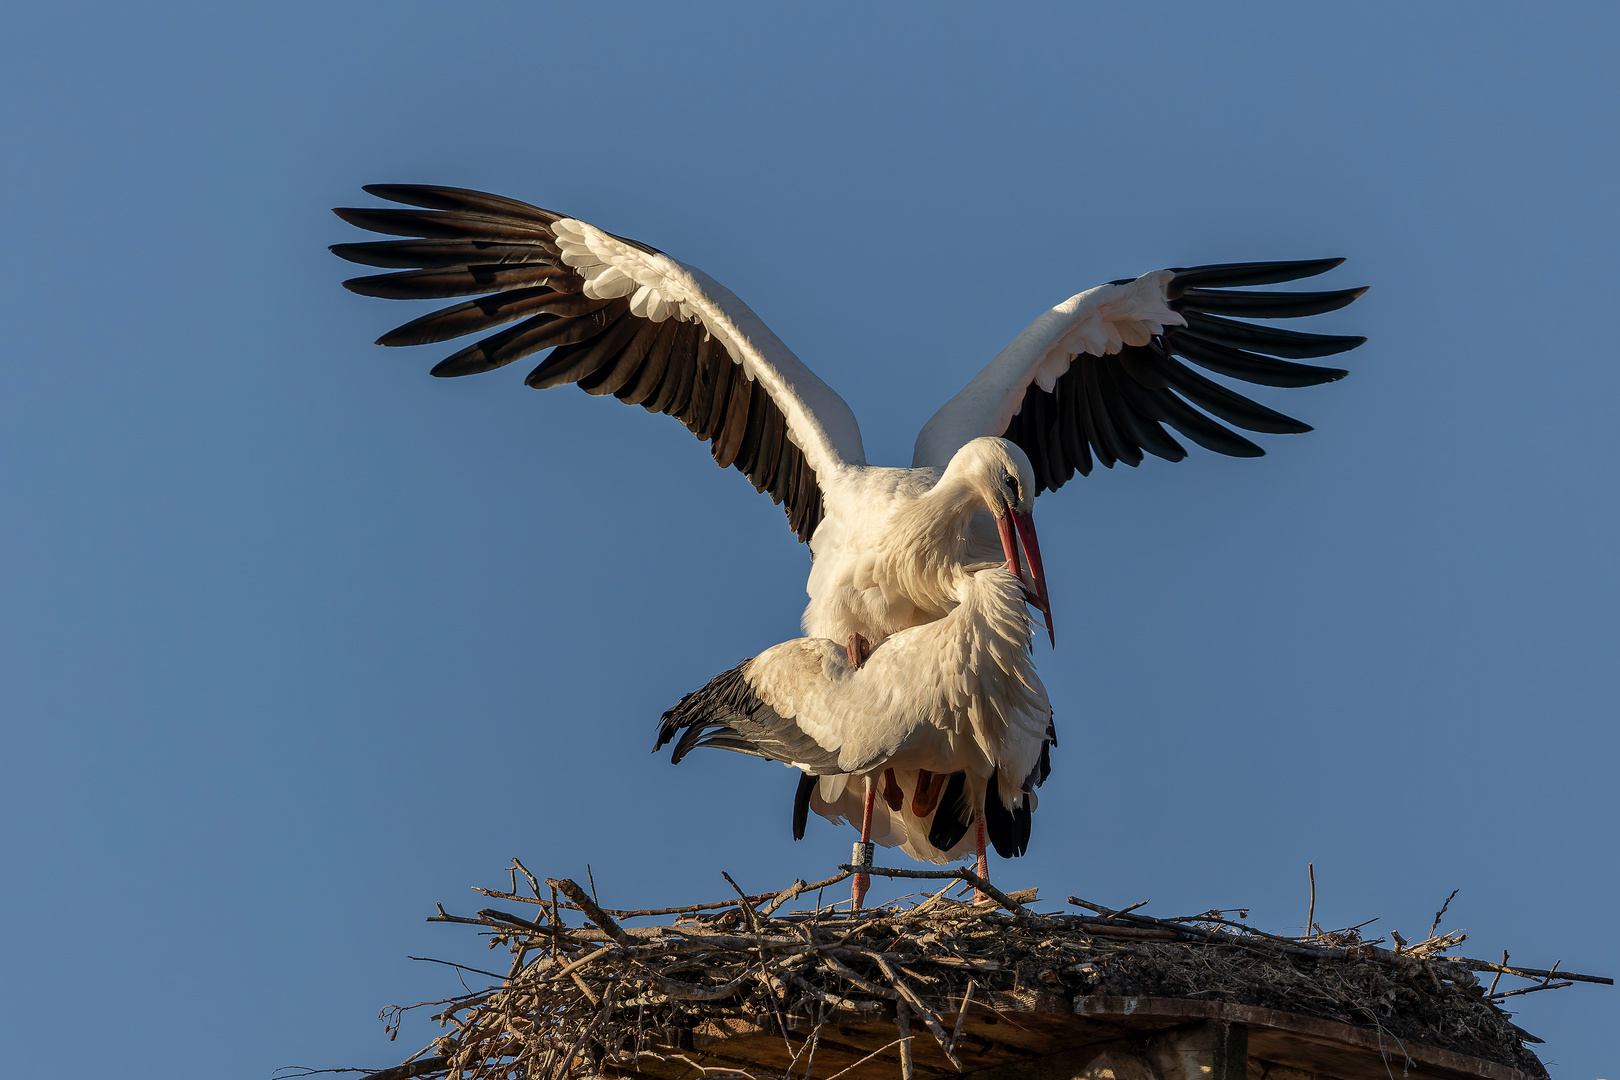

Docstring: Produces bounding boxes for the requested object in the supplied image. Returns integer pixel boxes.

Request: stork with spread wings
[332,184,1365,652]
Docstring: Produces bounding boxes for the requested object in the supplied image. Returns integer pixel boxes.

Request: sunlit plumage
[332,184,1365,887]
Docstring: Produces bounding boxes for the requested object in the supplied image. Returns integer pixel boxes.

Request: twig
[908,880,960,918]
[759,872,854,917]
[548,878,632,946]
[821,1038,909,1080]
[510,857,542,897]
[841,864,1030,917]
[646,972,751,1002]
[358,1059,448,1080]
[1491,981,1573,1000]
[819,954,898,1000]
[1458,957,1611,985]
[894,999,915,1080]
[406,956,508,982]
[869,953,963,1070]
[787,1023,823,1080]
[476,907,544,932]
[547,945,615,990]
[571,969,600,1007]
[722,871,762,935]
[487,872,856,919]
[1305,863,1316,942]
[548,884,561,960]
[1077,922,1178,940]
[787,973,879,1014]
[949,980,976,1055]
[1487,951,1508,996]
[1429,888,1459,937]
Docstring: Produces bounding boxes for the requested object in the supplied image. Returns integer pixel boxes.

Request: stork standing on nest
[655,555,1054,908]
[332,185,1366,894]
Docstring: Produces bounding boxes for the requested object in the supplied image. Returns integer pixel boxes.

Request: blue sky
[1,4,1615,1077]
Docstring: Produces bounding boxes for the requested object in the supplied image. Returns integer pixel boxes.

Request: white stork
[331,184,1366,890]
[655,561,1053,906]
[331,184,1366,651]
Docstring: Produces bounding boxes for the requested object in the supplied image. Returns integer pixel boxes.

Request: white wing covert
[912,261,1367,492]
[332,185,866,542]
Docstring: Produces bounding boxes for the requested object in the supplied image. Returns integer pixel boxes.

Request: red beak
[997,502,1055,647]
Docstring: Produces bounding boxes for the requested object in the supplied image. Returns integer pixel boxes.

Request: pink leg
[974,817,989,902]
[852,778,877,909]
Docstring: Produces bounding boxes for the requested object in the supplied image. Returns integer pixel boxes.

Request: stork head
[947,438,1053,646]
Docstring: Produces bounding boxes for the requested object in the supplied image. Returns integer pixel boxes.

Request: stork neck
[893,471,985,576]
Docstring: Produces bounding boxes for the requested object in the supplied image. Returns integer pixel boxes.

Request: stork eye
[1004,474,1018,492]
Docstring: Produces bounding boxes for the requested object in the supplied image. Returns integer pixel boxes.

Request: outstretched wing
[911,260,1366,492]
[332,185,866,541]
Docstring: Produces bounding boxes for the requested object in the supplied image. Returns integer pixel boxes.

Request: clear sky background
[1,4,1615,1078]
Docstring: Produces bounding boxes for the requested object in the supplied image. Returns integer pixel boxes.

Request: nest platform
[354,863,1610,1080]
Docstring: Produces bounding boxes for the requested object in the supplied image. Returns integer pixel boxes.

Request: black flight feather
[1165,331,1349,388]
[360,183,566,225]
[1174,286,1367,319]
[926,772,972,852]
[1168,257,1346,294]
[1178,311,1366,360]
[343,262,568,300]
[330,238,561,270]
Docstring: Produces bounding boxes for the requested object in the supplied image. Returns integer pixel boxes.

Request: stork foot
[845,633,872,668]
[910,770,948,817]
[881,768,904,812]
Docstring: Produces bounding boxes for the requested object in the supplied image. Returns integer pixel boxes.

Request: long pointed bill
[996,509,1023,580]
[1012,509,1054,647]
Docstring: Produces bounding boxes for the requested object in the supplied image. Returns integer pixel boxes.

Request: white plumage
[657,563,1053,865]
[334,185,1362,654]
[332,185,1365,885]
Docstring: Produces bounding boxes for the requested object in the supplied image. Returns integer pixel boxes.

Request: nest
[335,861,1610,1080]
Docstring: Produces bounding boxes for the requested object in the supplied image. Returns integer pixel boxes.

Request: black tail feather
[792,773,815,841]
[983,772,1032,859]
[926,772,972,852]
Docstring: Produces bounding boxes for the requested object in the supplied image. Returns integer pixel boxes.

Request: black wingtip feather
[333,206,556,243]
[330,238,561,270]
[1168,258,1346,295]
[1150,355,1315,435]
[1173,285,1368,320]
[1177,313,1366,360]
[1166,332,1350,388]
[360,183,565,224]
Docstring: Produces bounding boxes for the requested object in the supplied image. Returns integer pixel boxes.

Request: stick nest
[347,861,1607,1080]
